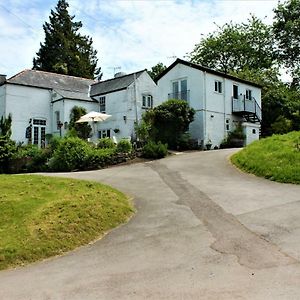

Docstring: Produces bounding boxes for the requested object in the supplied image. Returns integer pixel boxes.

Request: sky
[0,0,279,80]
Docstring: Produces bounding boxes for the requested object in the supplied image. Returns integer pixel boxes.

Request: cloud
[1,0,278,79]
[0,1,52,76]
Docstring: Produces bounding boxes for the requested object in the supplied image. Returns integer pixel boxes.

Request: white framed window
[233,84,239,99]
[99,96,106,113]
[32,118,46,148]
[55,111,60,129]
[214,80,222,93]
[246,89,252,100]
[98,129,111,139]
[142,95,153,109]
[171,79,188,101]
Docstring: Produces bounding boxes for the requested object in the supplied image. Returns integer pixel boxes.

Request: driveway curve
[1,149,300,299]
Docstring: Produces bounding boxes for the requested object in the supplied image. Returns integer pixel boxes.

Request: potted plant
[205,139,212,150]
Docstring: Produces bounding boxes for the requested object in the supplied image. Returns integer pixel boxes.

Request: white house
[90,70,158,141]
[0,69,158,146]
[0,70,96,147]
[156,59,262,148]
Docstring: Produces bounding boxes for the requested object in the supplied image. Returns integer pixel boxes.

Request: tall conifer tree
[33,0,101,79]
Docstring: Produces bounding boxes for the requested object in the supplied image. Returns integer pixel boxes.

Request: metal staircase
[232,95,262,123]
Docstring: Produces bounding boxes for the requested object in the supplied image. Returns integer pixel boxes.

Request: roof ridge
[31,69,96,81]
[91,69,146,86]
[9,69,96,82]
[155,58,262,88]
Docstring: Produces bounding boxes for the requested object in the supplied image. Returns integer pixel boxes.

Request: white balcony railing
[232,95,262,122]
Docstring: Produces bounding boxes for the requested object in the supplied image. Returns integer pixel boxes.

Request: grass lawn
[231,131,300,184]
[0,175,134,270]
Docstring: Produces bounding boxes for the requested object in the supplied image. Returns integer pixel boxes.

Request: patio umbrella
[76,111,112,140]
[75,111,112,123]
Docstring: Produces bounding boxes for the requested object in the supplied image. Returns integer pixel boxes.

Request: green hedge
[142,141,168,159]
[98,137,116,149]
[117,139,132,153]
[48,137,92,171]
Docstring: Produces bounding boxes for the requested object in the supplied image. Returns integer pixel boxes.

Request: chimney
[0,74,6,85]
[114,72,127,78]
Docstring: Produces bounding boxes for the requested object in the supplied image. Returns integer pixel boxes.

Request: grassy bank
[231,131,300,184]
[0,175,134,270]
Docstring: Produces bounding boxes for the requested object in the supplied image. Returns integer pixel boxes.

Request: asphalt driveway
[1,149,300,299]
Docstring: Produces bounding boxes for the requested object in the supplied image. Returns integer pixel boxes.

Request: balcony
[232,95,262,123]
[168,90,190,102]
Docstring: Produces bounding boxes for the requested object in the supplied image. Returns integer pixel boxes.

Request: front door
[32,119,46,148]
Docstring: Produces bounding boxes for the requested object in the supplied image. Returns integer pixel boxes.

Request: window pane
[218,82,222,93]
[33,127,38,144]
[172,81,179,94]
[233,85,238,99]
[33,119,46,125]
[181,79,187,92]
[41,127,46,148]
[99,97,106,112]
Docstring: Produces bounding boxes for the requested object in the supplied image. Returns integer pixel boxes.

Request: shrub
[177,132,195,150]
[11,144,50,173]
[68,106,92,139]
[136,99,195,149]
[0,136,17,173]
[98,137,115,149]
[271,116,293,134]
[86,148,116,169]
[48,137,91,171]
[142,141,168,159]
[48,135,63,153]
[116,139,132,153]
[220,124,246,148]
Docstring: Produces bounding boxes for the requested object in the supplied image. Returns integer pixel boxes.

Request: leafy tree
[33,0,101,79]
[232,67,300,136]
[189,11,300,137]
[273,0,300,86]
[0,114,12,138]
[137,99,195,149]
[0,114,16,173]
[68,106,92,139]
[148,62,167,80]
[190,15,274,73]
[271,116,293,134]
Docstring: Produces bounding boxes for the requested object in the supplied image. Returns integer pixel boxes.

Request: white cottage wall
[157,64,204,109]
[95,71,158,141]
[0,85,6,117]
[243,122,260,145]
[63,99,98,137]
[157,64,205,141]
[51,100,65,137]
[5,84,51,144]
[95,89,129,140]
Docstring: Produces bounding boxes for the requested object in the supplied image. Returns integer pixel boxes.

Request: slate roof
[155,58,262,88]
[6,69,96,101]
[54,89,93,102]
[90,70,146,97]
